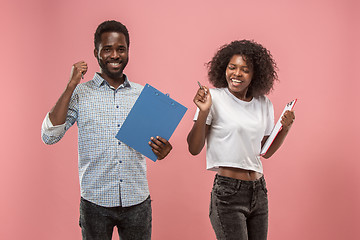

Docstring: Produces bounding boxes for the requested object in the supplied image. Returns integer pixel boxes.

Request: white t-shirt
[194,88,274,173]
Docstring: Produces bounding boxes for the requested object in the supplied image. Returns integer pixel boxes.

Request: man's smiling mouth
[109,62,121,67]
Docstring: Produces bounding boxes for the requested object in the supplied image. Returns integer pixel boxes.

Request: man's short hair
[94,20,130,50]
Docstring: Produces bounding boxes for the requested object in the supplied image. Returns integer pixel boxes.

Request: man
[41,20,172,239]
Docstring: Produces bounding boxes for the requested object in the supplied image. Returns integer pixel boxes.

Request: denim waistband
[214,174,266,190]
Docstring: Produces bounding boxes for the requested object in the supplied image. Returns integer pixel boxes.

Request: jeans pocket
[261,186,268,197]
[213,179,238,198]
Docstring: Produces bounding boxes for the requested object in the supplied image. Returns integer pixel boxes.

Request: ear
[94,48,98,59]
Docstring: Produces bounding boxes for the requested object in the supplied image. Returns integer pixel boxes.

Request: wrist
[281,124,292,132]
[199,108,210,115]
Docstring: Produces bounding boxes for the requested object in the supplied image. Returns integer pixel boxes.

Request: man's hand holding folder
[148,136,172,160]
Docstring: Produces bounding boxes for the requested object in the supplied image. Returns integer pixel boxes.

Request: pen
[197,81,207,94]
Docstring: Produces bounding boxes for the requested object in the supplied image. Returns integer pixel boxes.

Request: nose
[234,68,242,77]
[110,49,120,59]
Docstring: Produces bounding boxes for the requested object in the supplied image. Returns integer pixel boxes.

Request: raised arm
[49,61,88,125]
[187,86,212,155]
[262,110,295,159]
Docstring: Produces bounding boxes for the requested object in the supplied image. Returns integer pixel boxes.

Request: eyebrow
[228,63,249,68]
[102,44,127,48]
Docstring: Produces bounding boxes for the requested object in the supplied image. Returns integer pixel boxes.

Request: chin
[104,68,123,78]
[110,73,123,79]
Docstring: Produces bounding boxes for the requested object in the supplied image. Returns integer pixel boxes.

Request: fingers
[74,61,88,77]
[281,110,295,128]
[284,110,295,121]
[193,86,212,113]
[148,136,172,160]
[69,61,88,86]
[195,86,209,103]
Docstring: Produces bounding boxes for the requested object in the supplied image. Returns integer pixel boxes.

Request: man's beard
[98,58,128,79]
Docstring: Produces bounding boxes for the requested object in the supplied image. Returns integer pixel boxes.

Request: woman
[187,40,295,240]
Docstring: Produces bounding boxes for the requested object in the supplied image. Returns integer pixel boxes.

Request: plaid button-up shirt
[42,73,149,207]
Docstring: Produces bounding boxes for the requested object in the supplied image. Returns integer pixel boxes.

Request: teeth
[231,79,243,83]
[109,63,120,66]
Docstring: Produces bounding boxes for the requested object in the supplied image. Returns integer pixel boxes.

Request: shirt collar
[93,73,131,89]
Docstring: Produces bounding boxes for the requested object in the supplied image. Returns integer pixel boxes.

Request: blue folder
[115,84,187,161]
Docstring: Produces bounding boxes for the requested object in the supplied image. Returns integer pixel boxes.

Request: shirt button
[120,179,123,182]
[116,105,119,108]
[119,161,122,163]
[117,124,120,127]
[118,142,121,145]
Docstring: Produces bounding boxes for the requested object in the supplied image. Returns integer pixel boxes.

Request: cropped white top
[194,88,274,173]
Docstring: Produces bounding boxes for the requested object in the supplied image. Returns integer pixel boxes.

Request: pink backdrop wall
[1,0,359,239]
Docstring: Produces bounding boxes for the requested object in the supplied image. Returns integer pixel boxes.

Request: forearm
[187,110,209,155]
[49,61,87,125]
[262,126,291,159]
[49,83,77,126]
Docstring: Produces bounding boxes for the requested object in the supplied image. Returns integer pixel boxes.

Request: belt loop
[261,176,266,190]
[236,179,241,190]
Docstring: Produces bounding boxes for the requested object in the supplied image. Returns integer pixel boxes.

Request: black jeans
[79,196,152,240]
[210,174,268,240]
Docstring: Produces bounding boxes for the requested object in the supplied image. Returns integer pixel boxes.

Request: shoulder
[254,95,273,111]
[128,81,144,94]
[78,79,99,88]
[128,81,144,89]
[255,95,272,104]
[72,80,94,95]
[209,88,226,98]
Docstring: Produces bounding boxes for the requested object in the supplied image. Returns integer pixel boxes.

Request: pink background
[1,0,359,239]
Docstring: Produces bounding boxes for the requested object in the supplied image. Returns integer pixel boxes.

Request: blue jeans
[79,196,152,240]
[210,174,268,240]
